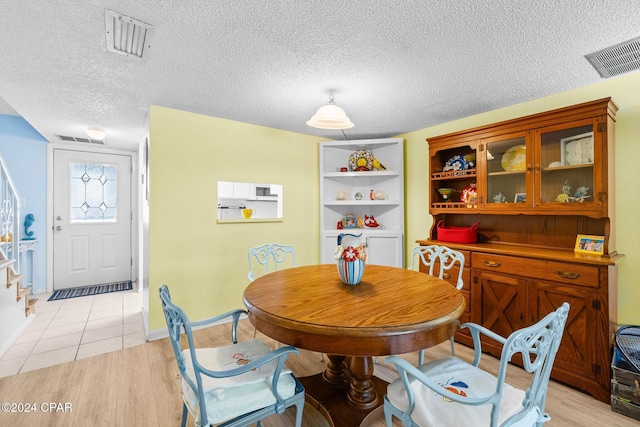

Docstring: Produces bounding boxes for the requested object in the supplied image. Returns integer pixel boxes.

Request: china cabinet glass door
[537,121,598,209]
[483,132,531,207]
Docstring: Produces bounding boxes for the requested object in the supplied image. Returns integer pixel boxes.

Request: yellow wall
[401,71,640,325]
[148,106,321,330]
[149,72,640,332]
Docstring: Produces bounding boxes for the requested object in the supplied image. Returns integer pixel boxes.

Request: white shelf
[323,170,400,178]
[324,200,400,206]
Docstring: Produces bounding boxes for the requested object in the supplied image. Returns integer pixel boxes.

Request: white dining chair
[410,244,465,290]
[247,243,295,282]
[410,244,465,362]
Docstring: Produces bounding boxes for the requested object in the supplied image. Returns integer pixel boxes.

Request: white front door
[53,149,132,289]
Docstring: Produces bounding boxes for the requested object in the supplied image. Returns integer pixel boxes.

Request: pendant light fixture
[306,93,354,129]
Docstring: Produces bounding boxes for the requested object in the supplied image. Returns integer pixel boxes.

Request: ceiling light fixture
[86,127,106,140]
[306,93,354,130]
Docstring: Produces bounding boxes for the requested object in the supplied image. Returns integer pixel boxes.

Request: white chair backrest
[410,245,465,290]
[248,243,295,281]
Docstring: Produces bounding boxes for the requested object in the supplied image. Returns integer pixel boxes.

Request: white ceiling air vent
[56,135,105,145]
[105,9,154,58]
[585,36,640,78]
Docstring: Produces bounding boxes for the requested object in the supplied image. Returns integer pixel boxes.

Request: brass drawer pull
[554,270,580,279]
[484,260,501,268]
[443,273,451,279]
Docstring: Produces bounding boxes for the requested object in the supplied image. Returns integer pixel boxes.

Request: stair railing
[0,152,20,275]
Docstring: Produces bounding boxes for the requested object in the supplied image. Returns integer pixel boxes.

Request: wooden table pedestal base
[300,355,388,427]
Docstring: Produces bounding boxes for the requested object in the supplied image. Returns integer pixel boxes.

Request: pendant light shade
[306,94,354,129]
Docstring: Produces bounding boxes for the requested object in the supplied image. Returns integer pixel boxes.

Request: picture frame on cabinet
[574,234,604,255]
[514,193,526,203]
[561,132,594,166]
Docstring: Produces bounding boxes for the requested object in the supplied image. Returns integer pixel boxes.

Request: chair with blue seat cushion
[248,243,295,282]
[383,302,569,427]
[410,244,466,362]
[159,285,304,427]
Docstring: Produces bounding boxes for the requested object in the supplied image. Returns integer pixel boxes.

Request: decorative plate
[501,145,526,171]
[461,183,477,204]
[443,154,469,172]
[348,150,374,171]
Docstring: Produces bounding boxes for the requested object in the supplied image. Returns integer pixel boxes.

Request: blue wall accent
[0,115,47,293]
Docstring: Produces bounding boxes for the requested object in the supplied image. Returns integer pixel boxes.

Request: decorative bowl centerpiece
[437,188,455,201]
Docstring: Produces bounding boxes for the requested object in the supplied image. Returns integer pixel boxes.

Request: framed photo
[514,193,526,203]
[561,132,594,166]
[574,234,604,255]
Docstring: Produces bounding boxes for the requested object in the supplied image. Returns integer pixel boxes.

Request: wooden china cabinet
[417,98,624,403]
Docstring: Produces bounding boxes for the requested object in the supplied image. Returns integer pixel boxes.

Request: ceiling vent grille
[105,9,154,58]
[56,135,105,145]
[586,36,640,78]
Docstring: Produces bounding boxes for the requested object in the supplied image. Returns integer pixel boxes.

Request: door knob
[57,216,62,220]
[55,226,63,231]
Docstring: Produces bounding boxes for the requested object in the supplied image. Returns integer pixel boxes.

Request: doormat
[48,281,133,301]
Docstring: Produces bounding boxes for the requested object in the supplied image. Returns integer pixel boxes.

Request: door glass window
[70,162,117,222]
[485,136,527,204]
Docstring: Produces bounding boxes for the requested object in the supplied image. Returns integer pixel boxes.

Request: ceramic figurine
[344,214,357,229]
[23,213,35,240]
[574,186,590,199]
[493,193,506,203]
[364,215,380,228]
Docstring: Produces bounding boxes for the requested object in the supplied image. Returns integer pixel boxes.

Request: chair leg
[294,398,304,427]
[418,349,425,365]
[450,336,456,356]
[384,402,394,427]
[180,403,188,427]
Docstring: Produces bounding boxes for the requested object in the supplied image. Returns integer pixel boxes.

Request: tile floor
[0,289,145,378]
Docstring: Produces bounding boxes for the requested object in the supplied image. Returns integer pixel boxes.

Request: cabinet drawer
[471,253,599,288]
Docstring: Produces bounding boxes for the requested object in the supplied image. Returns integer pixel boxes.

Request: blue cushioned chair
[383,302,570,427]
[248,243,295,282]
[159,285,304,427]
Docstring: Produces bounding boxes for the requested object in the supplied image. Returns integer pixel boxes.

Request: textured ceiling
[0,1,639,151]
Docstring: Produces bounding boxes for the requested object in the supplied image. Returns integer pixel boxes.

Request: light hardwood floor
[0,319,636,426]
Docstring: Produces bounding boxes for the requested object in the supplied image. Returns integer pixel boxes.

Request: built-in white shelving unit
[319,138,404,267]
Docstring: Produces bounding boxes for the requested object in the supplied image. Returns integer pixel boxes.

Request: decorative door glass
[70,162,117,222]
[485,136,528,205]
[539,124,594,204]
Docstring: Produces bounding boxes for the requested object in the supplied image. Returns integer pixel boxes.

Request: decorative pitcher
[335,233,366,285]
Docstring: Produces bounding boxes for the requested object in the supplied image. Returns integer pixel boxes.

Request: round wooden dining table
[243,264,466,427]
